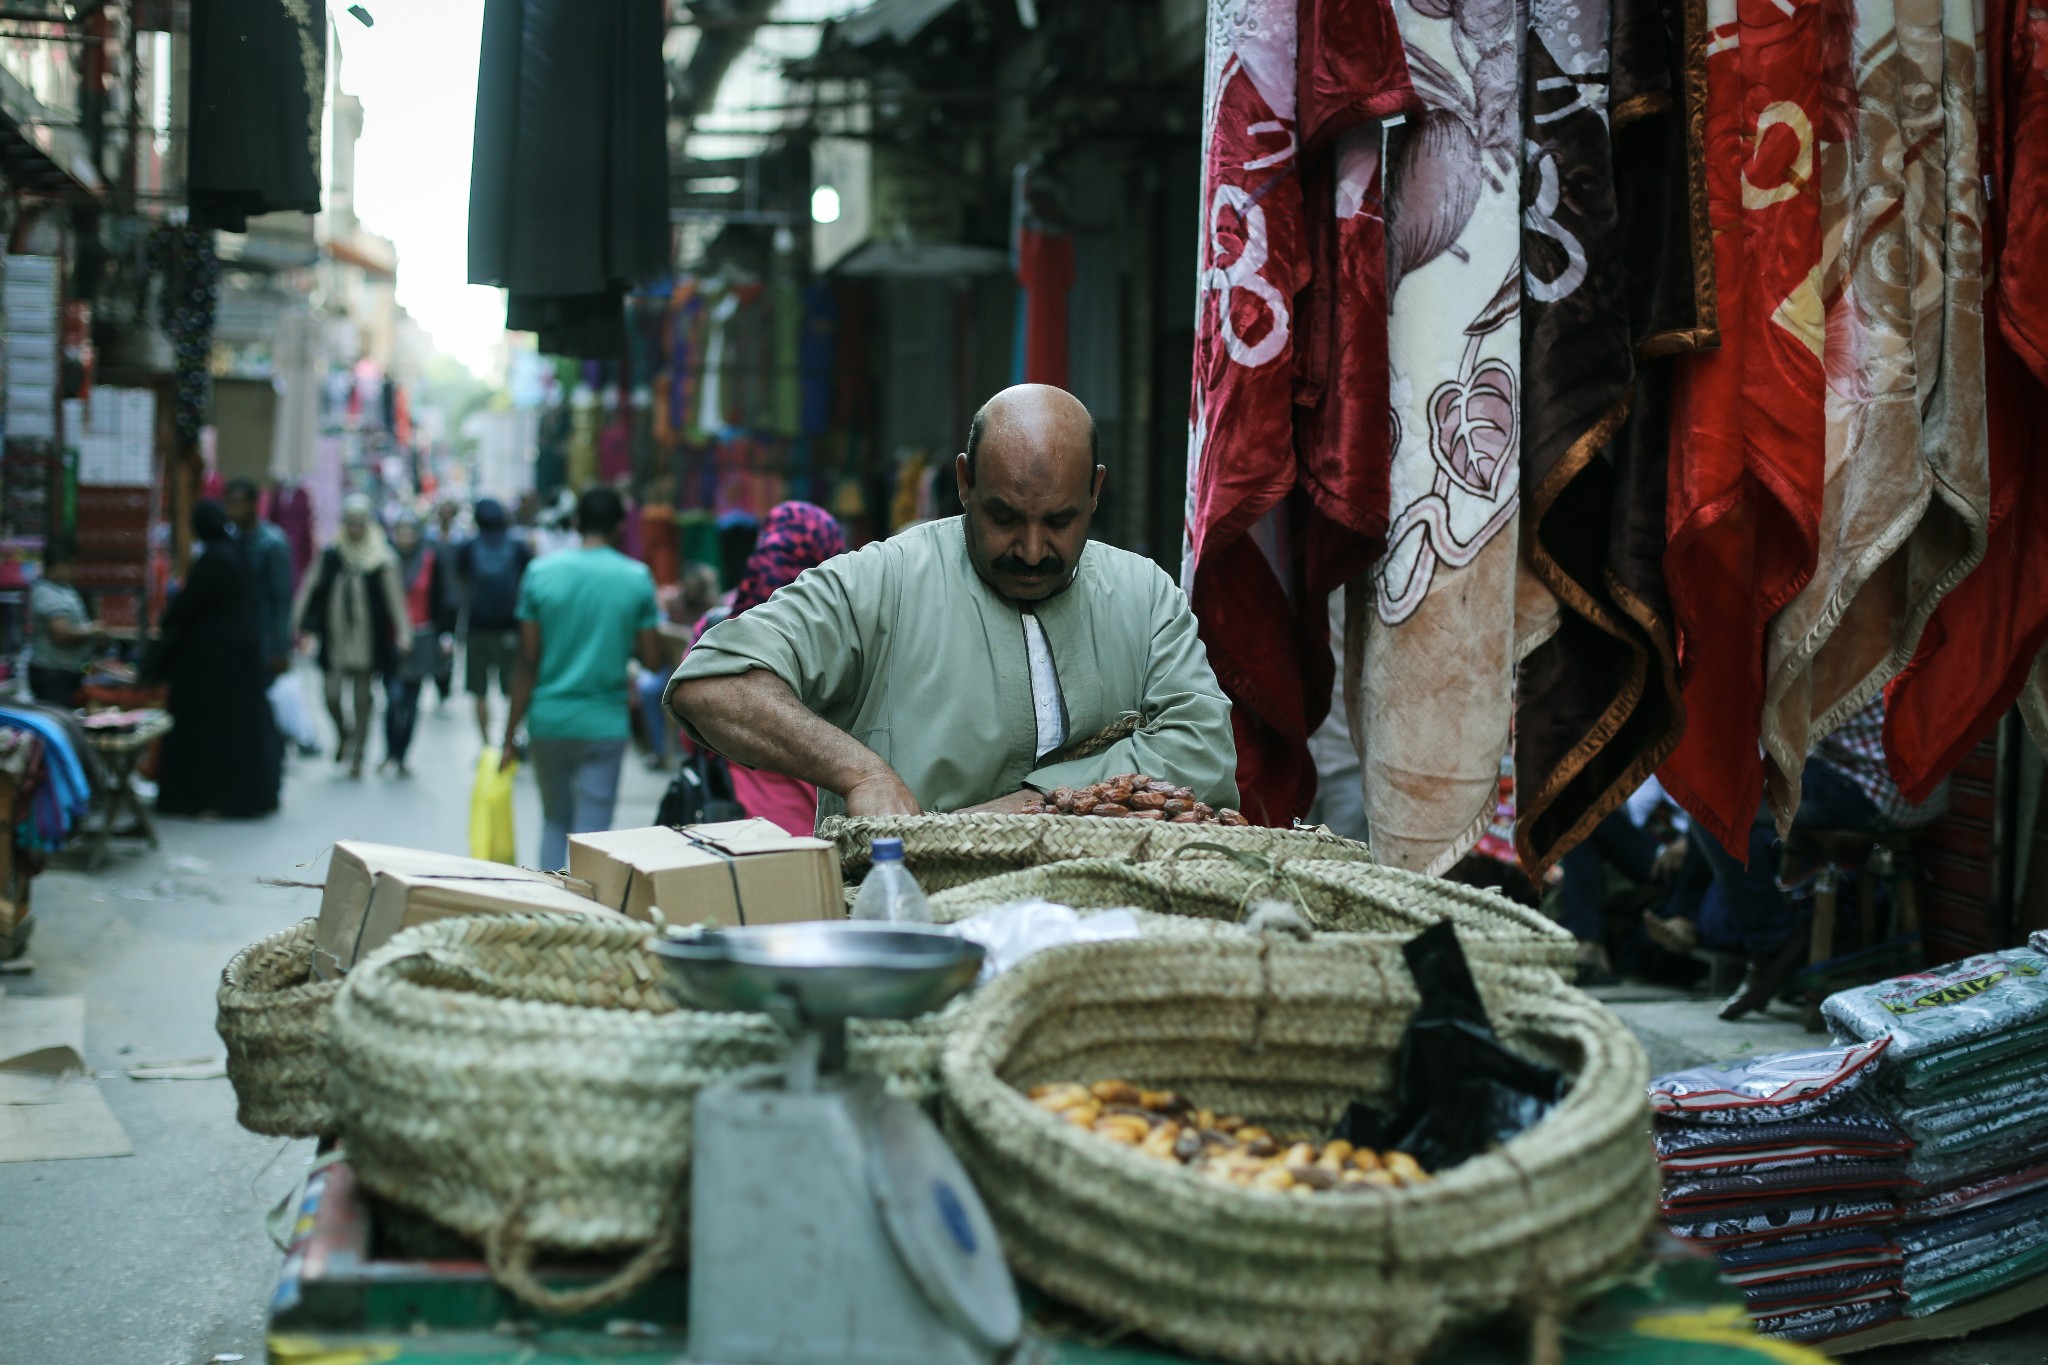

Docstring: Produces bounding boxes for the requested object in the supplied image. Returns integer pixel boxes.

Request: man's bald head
[965,384,1097,481]
[955,384,1106,604]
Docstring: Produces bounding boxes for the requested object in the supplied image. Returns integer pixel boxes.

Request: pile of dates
[1021,772,1249,825]
[1028,1080,1432,1195]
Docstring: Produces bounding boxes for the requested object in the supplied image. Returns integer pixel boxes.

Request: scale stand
[652,923,1026,1365]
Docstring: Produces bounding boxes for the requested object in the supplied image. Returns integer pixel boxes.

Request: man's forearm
[671,670,892,800]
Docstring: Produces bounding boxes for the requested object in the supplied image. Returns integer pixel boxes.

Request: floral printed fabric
[1352,0,1525,874]
[728,502,847,620]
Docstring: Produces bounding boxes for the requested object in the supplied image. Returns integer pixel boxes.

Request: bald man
[665,385,1237,822]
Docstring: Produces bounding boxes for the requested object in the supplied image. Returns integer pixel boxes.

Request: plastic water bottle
[852,837,931,923]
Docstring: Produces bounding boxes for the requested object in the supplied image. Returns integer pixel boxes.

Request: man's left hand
[959,789,1042,815]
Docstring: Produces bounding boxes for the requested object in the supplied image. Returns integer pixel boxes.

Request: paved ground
[0,678,2043,1363]
[0,669,667,1364]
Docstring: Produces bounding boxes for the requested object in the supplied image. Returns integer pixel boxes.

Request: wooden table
[80,710,171,869]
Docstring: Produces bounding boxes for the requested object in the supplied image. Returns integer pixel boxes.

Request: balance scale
[650,921,1026,1365]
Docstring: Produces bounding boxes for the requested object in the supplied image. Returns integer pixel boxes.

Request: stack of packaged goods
[1823,946,2048,1319]
[1649,1039,1913,1343]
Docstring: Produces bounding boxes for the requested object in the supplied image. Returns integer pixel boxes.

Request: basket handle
[483,1179,680,1315]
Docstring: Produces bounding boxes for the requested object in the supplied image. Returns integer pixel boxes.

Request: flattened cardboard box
[314,840,609,980]
[568,820,842,927]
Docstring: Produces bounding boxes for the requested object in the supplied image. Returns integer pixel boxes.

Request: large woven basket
[823,812,1375,892]
[940,933,1656,1365]
[928,855,1576,971]
[218,918,339,1138]
[325,913,947,1311]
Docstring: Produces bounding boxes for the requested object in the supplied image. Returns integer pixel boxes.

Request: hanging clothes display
[186,0,325,231]
[1886,0,2048,798]
[1350,0,1525,872]
[1185,0,1415,826]
[1657,0,1829,855]
[144,227,220,442]
[1754,0,1988,830]
[468,0,668,358]
[1510,0,1714,873]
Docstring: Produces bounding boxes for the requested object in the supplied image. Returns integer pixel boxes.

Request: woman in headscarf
[698,501,846,833]
[151,501,281,817]
[293,494,408,778]
[381,512,456,776]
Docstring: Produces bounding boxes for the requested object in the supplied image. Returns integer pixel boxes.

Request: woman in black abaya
[152,501,281,818]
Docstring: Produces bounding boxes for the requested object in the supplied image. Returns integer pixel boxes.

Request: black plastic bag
[1334,922,1567,1172]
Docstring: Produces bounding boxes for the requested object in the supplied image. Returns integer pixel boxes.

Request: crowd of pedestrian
[23,470,855,856]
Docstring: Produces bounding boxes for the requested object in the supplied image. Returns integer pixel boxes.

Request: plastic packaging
[949,899,1141,980]
[1647,1038,1890,1124]
[851,836,931,923]
[1822,949,2048,1082]
[1333,922,1565,1172]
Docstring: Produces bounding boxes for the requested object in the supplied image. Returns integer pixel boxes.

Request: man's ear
[1091,464,1107,506]
[955,451,973,504]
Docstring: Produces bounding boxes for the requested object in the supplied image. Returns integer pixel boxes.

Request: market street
[3,672,2045,1363]
[0,672,665,1364]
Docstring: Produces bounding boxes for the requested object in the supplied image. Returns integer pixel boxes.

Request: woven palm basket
[217,918,339,1138]
[927,855,1576,972]
[823,812,1375,892]
[325,912,948,1312]
[940,933,1656,1365]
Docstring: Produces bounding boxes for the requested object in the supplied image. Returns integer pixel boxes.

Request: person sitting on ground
[666,384,1237,822]
[500,486,663,869]
[1553,778,1687,985]
[27,535,101,707]
[1700,694,1949,1021]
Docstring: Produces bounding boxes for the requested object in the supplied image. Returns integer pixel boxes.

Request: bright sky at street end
[335,1,506,378]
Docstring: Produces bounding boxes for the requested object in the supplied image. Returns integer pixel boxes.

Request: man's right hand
[843,769,920,818]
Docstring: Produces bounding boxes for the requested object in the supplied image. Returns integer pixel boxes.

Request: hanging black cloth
[186,0,327,232]
[468,0,670,359]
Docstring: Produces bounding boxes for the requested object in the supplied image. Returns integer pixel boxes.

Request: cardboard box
[313,841,610,980]
[569,820,842,927]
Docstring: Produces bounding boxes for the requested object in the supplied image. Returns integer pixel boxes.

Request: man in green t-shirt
[502,487,662,868]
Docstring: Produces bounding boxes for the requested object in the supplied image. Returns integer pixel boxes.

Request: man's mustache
[994,553,1064,578]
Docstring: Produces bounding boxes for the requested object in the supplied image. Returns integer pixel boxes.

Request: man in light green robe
[667,385,1237,822]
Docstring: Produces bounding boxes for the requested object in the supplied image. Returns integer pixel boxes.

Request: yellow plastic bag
[469,748,518,864]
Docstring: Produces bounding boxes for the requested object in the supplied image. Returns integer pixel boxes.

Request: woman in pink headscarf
[702,501,846,833]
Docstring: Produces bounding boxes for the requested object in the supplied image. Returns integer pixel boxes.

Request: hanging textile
[468,0,668,356]
[1658,0,1829,855]
[1294,0,1421,595]
[1350,0,1525,872]
[1512,0,1716,872]
[1183,0,1314,825]
[1185,0,1415,826]
[144,227,220,442]
[186,0,325,231]
[1754,0,1988,829]
[1886,0,2048,797]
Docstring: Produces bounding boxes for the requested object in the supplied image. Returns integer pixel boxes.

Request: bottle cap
[871,836,905,862]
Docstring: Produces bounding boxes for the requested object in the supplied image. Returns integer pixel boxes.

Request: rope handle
[1165,842,1323,930]
[484,1179,681,1315]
